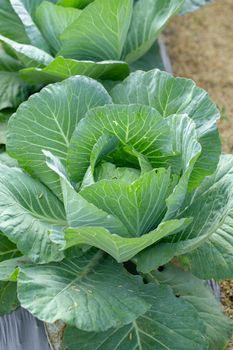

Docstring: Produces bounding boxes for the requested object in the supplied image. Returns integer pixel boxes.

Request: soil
[165,0,233,348]
[165,0,233,152]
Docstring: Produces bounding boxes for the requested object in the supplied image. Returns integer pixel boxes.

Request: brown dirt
[221,280,233,349]
[165,0,233,348]
[165,0,233,152]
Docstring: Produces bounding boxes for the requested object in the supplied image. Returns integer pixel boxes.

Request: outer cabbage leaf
[0,47,23,71]
[17,250,150,332]
[59,0,133,60]
[122,0,183,63]
[175,155,233,243]
[0,233,21,314]
[7,76,112,198]
[9,0,49,51]
[0,281,19,315]
[0,111,11,144]
[0,150,18,167]
[62,283,208,350]
[152,264,233,350]
[178,210,233,280]
[136,155,233,272]
[64,220,191,263]
[0,72,29,110]
[0,256,30,281]
[0,164,66,263]
[0,35,53,67]
[0,232,26,283]
[130,41,165,72]
[19,57,129,84]
[0,51,27,111]
[36,2,81,54]
[17,0,50,16]
[0,233,20,264]
[0,231,30,283]
[111,69,221,189]
[0,0,29,43]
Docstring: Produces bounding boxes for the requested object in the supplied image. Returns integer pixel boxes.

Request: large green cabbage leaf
[17,249,150,331]
[0,233,21,315]
[62,283,208,350]
[136,155,233,274]
[178,208,233,280]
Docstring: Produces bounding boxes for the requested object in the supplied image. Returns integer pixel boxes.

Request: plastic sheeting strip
[0,307,51,350]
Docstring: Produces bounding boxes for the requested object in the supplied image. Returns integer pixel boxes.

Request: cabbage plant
[0,0,214,149]
[0,0,212,115]
[0,0,185,111]
[0,69,232,348]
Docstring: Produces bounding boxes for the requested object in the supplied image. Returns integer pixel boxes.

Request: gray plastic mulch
[0,307,51,350]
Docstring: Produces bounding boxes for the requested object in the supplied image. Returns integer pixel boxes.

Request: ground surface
[165,0,233,348]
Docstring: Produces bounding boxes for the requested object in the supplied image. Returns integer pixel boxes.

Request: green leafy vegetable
[136,154,233,273]
[0,0,191,113]
[59,0,133,60]
[111,69,221,189]
[122,0,182,63]
[0,164,66,263]
[178,208,233,280]
[9,0,49,51]
[19,57,129,84]
[36,1,81,54]
[18,250,150,331]
[151,264,233,350]
[0,72,29,110]
[62,283,209,350]
[7,76,112,197]
[0,69,231,348]
[0,0,29,43]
